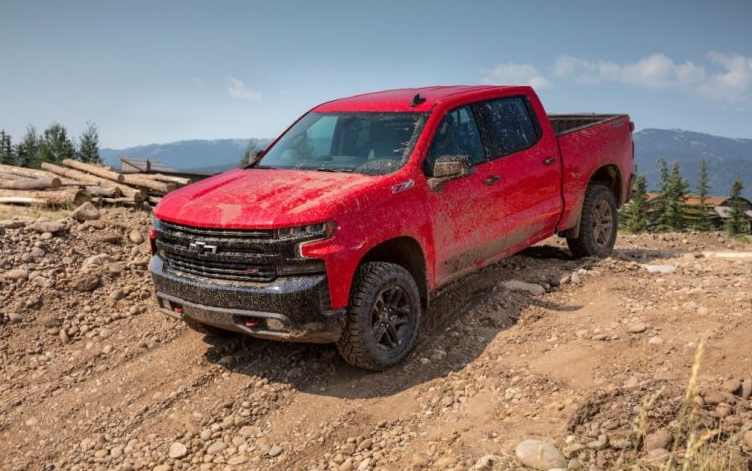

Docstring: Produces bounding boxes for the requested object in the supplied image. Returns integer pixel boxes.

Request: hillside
[634,128,752,199]
[101,128,752,198]
[2,206,751,470]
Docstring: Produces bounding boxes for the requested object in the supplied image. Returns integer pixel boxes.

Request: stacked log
[0,159,190,207]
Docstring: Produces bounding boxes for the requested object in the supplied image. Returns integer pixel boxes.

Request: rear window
[473,96,541,158]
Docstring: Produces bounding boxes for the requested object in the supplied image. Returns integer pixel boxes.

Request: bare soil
[1,205,750,471]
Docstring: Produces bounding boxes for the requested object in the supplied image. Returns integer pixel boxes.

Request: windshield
[254,112,428,175]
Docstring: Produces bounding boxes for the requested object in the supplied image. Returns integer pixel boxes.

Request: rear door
[424,105,506,281]
[472,94,562,250]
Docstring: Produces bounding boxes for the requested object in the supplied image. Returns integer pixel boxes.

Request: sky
[2,0,752,148]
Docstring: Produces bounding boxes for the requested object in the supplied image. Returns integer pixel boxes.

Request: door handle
[543,156,557,165]
[483,175,501,185]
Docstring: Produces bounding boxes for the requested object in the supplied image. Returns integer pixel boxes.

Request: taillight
[149,227,157,255]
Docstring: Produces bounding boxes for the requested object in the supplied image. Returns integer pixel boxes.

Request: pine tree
[77,122,101,163]
[725,175,748,235]
[622,173,649,233]
[38,123,75,165]
[694,159,712,231]
[0,130,15,165]
[655,159,688,232]
[15,126,40,168]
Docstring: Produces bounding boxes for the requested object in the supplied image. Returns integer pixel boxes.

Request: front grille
[155,220,284,282]
[167,254,277,282]
[154,220,324,283]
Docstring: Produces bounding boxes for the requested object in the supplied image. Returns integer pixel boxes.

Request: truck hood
[154,168,378,228]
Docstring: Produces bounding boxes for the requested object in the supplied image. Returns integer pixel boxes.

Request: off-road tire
[337,262,421,371]
[567,184,618,258]
[184,318,234,338]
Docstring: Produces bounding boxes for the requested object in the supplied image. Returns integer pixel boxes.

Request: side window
[473,96,541,159]
[425,106,485,175]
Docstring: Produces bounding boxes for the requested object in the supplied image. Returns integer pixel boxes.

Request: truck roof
[312,85,525,113]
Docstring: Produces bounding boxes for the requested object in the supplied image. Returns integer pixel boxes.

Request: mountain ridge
[101,128,752,198]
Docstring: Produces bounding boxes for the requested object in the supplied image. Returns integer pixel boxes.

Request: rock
[129,230,144,244]
[82,254,113,272]
[356,458,371,471]
[71,202,101,222]
[723,378,742,395]
[646,448,669,461]
[168,442,187,459]
[98,232,121,244]
[239,425,257,437]
[228,455,248,465]
[567,458,584,470]
[153,465,171,471]
[59,329,70,343]
[0,226,4,235]
[469,455,500,470]
[268,445,283,457]
[697,306,709,316]
[715,403,733,417]
[515,439,567,470]
[8,312,23,323]
[641,264,675,274]
[703,390,729,405]
[648,336,664,345]
[627,323,647,334]
[741,379,752,399]
[442,396,454,407]
[586,434,608,450]
[743,430,752,449]
[71,274,100,292]
[5,268,29,280]
[110,446,123,458]
[206,441,226,455]
[0,219,25,229]
[570,272,582,285]
[502,280,546,296]
[645,428,672,451]
[30,221,66,234]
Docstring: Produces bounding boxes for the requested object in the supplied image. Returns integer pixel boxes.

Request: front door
[424,105,506,282]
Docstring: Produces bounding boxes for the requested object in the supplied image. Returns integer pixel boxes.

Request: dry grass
[0,203,71,221]
[620,339,750,471]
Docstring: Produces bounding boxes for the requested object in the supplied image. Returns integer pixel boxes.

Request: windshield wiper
[310,167,354,173]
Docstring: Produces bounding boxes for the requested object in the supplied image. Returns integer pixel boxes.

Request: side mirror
[428,155,474,191]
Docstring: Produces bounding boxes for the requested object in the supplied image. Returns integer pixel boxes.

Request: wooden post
[0,188,91,206]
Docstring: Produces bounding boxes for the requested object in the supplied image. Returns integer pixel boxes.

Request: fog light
[266,318,285,331]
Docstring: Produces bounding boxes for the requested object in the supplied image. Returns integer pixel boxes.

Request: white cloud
[227,76,262,101]
[553,52,752,104]
[480,63,552,89]
[190,77,203,86]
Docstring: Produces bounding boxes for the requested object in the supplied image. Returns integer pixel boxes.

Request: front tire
[567,184,618,258]
[337,262,421,371]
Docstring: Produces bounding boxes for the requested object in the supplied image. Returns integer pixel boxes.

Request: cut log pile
[0,161,189,207]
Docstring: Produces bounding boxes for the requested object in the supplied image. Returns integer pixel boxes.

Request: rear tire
[567,184,618,258]
[337,262,421,371]
[185,318,235,338]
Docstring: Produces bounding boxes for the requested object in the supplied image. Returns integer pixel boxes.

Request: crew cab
[150,86,634,370]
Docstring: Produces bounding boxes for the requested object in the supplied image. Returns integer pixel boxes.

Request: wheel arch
[589,164,623,207]
[357,236,428,308]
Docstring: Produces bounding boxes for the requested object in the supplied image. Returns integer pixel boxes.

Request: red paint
[155,86,633,309]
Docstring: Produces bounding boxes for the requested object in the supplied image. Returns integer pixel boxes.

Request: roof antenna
[411,93,426,107]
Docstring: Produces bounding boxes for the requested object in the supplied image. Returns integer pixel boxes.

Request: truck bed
[548,114,627,136]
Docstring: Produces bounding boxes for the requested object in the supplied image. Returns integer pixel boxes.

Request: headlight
[277,222,336,240]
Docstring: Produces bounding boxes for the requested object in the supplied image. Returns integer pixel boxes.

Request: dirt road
[1,206,750,471]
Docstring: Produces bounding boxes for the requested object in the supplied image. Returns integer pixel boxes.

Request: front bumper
[150,256,345,343]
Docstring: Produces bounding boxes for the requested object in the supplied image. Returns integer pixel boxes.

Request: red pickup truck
[150,85,633,370]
